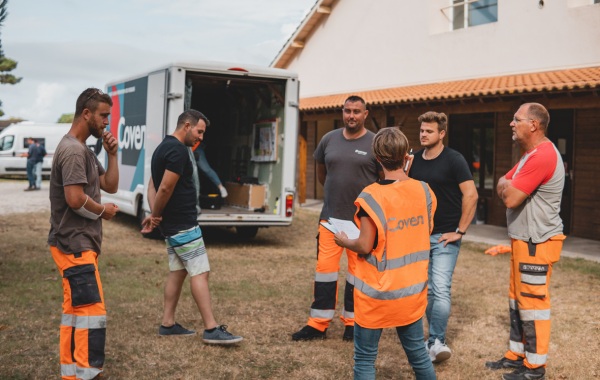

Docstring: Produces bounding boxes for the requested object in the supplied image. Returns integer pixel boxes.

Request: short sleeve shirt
[314,128,379,221]
[151,135,197,236]
[48,134,106,254]
[409,147,473,234]
[505,141,564,243]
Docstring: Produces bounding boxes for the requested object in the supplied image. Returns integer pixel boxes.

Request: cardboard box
[224,182,266,209]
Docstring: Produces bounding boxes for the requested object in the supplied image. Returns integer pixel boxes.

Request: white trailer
[99,61,300,238]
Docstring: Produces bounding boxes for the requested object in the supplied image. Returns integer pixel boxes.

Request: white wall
[286,0,600,97]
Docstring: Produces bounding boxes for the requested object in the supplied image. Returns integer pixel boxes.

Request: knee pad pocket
[64,264,101,307]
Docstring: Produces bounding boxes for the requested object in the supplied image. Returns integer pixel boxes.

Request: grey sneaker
[202,325,243,345]
[158,323,196,336]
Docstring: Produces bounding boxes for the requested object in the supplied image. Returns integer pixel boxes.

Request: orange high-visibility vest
[353,179,436,329]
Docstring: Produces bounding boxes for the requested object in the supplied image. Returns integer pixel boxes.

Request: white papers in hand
[328,217,360,240]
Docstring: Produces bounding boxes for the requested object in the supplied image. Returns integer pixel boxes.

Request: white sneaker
[219,185,228,198]
[429,338,451,363]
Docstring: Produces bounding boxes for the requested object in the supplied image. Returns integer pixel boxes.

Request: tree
[0,0,22,117]
[57,113,74,123]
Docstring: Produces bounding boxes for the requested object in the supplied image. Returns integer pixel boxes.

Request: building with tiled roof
[272,0,600,240]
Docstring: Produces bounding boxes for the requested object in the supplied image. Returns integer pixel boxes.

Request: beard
[88,119,104,138]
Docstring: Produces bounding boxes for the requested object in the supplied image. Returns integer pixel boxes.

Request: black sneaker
[502,366,545,380]
[158,322,196,336]
[202,325,243,345]
[485,356,524,370]
[343,325,354,341]
[291,325,326,341]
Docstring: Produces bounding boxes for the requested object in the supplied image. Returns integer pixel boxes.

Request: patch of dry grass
[1,209,599,379]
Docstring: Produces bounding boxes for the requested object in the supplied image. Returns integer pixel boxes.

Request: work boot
[342,325,354,341]
[485,356,524,370]
[291,325,326,341]
[502,366,545,380]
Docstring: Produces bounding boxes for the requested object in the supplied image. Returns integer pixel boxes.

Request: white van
[0,122,97,178]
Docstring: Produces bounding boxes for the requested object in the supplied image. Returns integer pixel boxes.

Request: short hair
[372,127,410,171]
[75,88,113,117]
[176,109,210,130]
[418,111,448,133]
[344,95,366,108]
[524,103,550,131]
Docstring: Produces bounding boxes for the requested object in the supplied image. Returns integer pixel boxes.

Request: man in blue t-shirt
[141,109,242,345]
[409,111,478,363]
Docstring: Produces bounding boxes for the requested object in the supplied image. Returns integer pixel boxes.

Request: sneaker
[158,322,196,336]
[342,325,354,341]
[202,325,243,345]
[291,325,326,341]
[485,356,524,370]
[429,338,451,363]
[502,366,545,380]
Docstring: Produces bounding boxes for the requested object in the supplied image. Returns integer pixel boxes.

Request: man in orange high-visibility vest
[334,127,437,379]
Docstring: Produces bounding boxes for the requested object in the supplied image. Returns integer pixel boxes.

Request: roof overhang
[299,66,600,112]
[271,0,338,69]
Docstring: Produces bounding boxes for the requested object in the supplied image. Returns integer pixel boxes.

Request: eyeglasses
[512,116,534,124]
[82,89,104,108]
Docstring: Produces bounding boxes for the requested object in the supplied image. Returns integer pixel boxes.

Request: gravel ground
[0,179,51,215]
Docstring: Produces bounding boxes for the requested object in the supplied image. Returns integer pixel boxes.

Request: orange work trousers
[307,223,358,332]
[50,246,106,380]
[504,235,565,369]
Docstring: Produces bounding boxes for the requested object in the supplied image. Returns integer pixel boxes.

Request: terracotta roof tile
[300,66,600,111]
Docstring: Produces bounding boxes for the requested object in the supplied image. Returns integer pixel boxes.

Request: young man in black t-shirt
[141,109,242,345]
[409,111,478,364]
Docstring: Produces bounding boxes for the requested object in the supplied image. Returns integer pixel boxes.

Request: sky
[0,0,315,123]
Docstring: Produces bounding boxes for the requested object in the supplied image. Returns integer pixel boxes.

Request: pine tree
[0,0,22,117]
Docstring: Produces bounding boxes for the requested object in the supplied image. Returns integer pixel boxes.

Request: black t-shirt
[151,136,197,236]
[409,147,472,234]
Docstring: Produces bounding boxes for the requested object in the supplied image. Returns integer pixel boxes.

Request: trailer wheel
[236,226,258,239]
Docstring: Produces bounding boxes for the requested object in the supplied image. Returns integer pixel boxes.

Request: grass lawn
[1,208,599,379]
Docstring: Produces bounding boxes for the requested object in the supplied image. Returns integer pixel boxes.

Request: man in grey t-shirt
[292,95,381,342]
[48,88,119,380]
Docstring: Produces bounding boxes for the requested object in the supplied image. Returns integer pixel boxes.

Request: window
[0,135,14,151]
[23,137,46,148]
[450,0,498,30]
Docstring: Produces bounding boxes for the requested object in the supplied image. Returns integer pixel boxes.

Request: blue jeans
[26,160,35,188]
[354,319,436,380]
[426,233,461,345]
[34,162,43,188]
[196,147,222,188]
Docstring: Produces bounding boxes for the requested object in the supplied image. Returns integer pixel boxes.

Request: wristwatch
[455,228,466,235]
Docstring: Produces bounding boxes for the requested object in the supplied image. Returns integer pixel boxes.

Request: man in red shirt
[487,103,565,380]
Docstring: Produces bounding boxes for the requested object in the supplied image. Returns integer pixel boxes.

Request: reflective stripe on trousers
[505,236,564,369]
[51,246,106,380]
[307,224,357,331]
